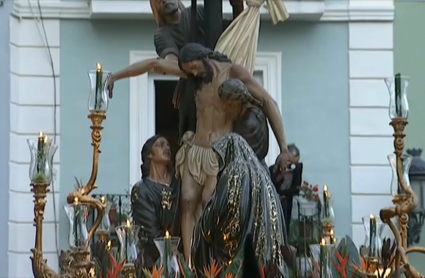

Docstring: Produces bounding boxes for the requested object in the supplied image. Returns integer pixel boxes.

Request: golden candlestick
[31,64,109,278]
[379,118,425,278]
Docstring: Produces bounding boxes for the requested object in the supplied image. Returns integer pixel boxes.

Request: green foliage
[177,252,195,278]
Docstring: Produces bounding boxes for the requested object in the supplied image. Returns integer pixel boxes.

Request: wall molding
[12,0,394,21]
[128,50,282,187]
[8,16,60,278]
[347,21,394,247]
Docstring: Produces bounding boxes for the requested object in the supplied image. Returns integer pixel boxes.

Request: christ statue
[108,43,290,262]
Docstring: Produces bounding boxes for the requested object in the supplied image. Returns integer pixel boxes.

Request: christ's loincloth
[175,131,219,186]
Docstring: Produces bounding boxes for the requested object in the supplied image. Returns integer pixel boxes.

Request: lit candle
[37,132,46,174]
[74,197,80,247]
[330,229,335,244]
[375,267,391,278]
[395,73,401,117]
[95,63,103,110]
[125,219,131,262]
[369,214,377,257]
[165,231,171,276]
[107,240,111,250]
[323,185,329,218]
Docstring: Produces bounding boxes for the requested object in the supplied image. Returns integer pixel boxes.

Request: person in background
[270,144,303,231]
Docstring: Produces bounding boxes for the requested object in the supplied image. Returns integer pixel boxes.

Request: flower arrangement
[308,236,397,278]
[299,181,320,202]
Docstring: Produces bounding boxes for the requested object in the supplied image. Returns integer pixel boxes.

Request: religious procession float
[28,0,425,277]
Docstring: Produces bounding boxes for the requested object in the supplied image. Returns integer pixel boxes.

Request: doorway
[154,80,180,159]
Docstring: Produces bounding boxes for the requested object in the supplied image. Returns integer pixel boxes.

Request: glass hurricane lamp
[64,199,90,249]
[154,232,181,278]
[115,220,141,264]
[385,74,409,120]
[98,195,112,232]
[27,132,58,184]
[387,153,412,196]
[88,63,111,113]
[361,215,385,264]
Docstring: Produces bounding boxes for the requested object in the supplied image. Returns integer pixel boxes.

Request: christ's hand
[273,150,290,182]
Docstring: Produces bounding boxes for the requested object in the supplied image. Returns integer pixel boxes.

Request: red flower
[313,186,318,192]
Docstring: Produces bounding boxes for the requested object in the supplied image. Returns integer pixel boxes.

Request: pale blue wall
[60,20,350,249]
[0,1,12,272]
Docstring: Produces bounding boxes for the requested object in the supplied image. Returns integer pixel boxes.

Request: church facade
[3,0,397,277]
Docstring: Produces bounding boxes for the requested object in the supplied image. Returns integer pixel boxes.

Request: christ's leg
[202,175,217,208]
[181,166,202,263]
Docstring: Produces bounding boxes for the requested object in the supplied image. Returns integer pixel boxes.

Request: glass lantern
[88,63,111,113]
[385,75,409,120]
[387,153,413,196]
[310,241,335,278]
[361,214,385,269]
[64,201,90,249]
[115,221,141,264]
[321,185,335,236]
[154,233,181,278]
[27,132,58,184]
[98,195,112,232]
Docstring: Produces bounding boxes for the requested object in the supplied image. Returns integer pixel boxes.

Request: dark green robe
[191,133,288,275]
[131,178,181,269]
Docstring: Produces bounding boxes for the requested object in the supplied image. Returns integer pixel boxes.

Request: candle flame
[38,131,44,138]
[89,267,96,277]
[126,219,131,227]
[320,238,326,245]
[370,214,375,219]
[330,229,334,236]
[165,231,170,238]
[107,240,111,250]
[375,268,391,278]
[100,196,106,204]
[97,63,102,71]
[324,185,328,191]
[74,197,79,204]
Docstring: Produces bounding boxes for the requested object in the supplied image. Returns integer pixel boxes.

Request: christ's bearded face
[181,59,214,84]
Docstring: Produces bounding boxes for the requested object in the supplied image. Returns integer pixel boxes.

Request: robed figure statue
[131,135,181,269]
[191,133,288,275]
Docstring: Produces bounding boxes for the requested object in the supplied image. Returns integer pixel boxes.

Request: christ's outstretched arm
[108,58,187,97]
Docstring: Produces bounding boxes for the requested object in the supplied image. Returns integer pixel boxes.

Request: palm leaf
[177,252,195,278]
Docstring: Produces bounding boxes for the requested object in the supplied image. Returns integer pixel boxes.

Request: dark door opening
[155,80,180,159]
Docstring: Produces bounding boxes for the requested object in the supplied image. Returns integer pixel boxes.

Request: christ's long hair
[178,43,231,92]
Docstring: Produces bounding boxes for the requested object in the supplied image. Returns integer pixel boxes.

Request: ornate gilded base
[70,248,94,278]
[122,264,136,278]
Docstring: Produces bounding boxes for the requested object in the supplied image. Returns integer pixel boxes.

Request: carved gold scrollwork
[380,119,425,278]
[32,112,107,278]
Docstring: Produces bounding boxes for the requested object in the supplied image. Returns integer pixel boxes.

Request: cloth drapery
[215,0,289,74]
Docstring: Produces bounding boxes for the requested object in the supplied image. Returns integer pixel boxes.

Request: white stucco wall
[7,0,395,276]
[9,16,61,277]
[348,22,395,245]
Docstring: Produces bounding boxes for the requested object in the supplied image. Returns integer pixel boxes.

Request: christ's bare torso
[193,62,234,147]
